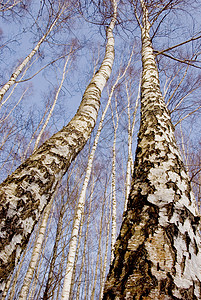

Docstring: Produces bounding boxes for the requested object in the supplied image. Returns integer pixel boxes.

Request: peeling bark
[103,1,201,299]
[0,0,116,292]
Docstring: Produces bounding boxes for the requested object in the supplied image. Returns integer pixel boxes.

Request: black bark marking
[181,255,186,275]
[191,216,200,235]
[184,231,191,252]
[164,202,174,220]
[193,238,199,255]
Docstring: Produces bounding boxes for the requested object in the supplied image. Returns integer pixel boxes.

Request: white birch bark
[75,183,93,300]
[0,13,61,102]
[18,196,54,300]
[7,221,41,300]
[0,57,38,111]
[28,204,54,300]
[60,63,111,300]
[0,0,116,292]
[110,97,119,264]
[91,194,107,300]
[42,201,66,300]
[103,1,201,299]
[60,2,117,298]
[63,42,132,299]
[99,198,112,300]
[33,52,72,152]
[124,81,140,211]
[69,212,85,299]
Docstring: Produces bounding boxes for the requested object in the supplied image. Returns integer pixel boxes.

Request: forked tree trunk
[103,1,201,299]
[0,1,116,292]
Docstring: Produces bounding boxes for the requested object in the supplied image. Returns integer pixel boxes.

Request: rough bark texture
[103,2,201,299]
[0,8,115,291]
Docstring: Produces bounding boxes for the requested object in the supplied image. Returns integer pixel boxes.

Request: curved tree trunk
[0,1,116,292]
[60,1,117,298]
[103,1,201,299]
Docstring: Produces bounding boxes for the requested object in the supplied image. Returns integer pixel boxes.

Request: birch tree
[0,0,117,293]
[0,0,76,102]
[18,197,54,299]
[103,0,201,298]
[110,96,119,263]
[60,3,117,298]
[124,79,140,211]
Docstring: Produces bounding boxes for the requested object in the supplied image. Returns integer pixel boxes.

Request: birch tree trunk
[18,196,54,299]
[110,98,119,263]
[124,80,140,212]
[42,201,66,300]
[99,198,112,300]
[76,179,94,300]
[0,0,116,292]
[33,51,72,152]
[103,1,201,299]
[0,10,62,102]
[60,1,117,298]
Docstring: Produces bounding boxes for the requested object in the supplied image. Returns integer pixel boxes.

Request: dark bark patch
[179,209,188,225]
[164,202,174,220]
[166,181,178,192]
[15,186,25,197]
[160,273,177,298]
[164,224,178,265]
[191,216,200,235]
[193,238,199,255]
[181,255,186,275]
[165,223,179,242]
[184,231,191,252]
[180,285,197,300]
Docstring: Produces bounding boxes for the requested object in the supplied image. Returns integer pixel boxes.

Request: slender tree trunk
[103,1,201,299]
[124,80,140,212]
[42,201,66,300]
[30,205,55,300]
[91,193,107,300]
[0,13,60,102]
[99,198,112,300]
[60,75,111,299]
[76,180,94,300]
[60,2,117,298]
[34,51,72,152]
[18,196,54,299]
[0,0,115,290]
[69,211,85,299]
[110,98,119,263]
